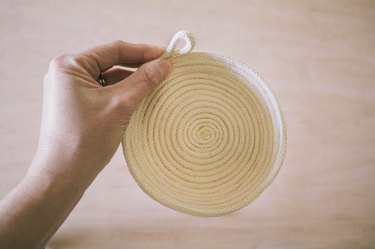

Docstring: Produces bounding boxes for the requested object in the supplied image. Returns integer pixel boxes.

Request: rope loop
[165,30,195,57]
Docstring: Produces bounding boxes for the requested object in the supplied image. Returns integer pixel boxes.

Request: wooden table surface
[1,1,374,248]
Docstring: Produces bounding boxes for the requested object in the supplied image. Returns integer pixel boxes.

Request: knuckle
[67,54,85,67]
[46,54,85,86]
[80,52,98,70]
[138,43,148,49]
[112,40,125,47]
[47,53,96,79]
[141,64,159,87]
[48,55,66,70]
[138,43,153,60]
[48,54,80,71]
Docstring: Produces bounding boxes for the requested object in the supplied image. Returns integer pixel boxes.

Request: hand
[0,40,171,249]
[29,41,171,187]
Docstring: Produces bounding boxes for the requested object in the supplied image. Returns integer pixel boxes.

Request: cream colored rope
[122,31,287,217]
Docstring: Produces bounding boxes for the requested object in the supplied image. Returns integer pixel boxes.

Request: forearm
[0,159,88,249]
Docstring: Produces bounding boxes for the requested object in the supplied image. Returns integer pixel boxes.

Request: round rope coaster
[122,31,287,217]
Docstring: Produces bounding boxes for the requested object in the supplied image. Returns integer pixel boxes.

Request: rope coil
[122,31,287,217]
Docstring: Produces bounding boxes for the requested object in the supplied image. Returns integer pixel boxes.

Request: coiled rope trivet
[122,31,287,217]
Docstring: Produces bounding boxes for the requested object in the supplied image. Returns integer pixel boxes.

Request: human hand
[29,41,171,187]
[0,40,171,249]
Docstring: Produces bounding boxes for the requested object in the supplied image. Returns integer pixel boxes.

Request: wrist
[23,169,84,205]
[27,145,100,192]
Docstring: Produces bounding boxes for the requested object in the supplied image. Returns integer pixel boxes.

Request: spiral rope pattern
[122,31,287,216]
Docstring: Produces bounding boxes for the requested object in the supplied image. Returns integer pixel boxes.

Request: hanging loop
[166,30,195,57]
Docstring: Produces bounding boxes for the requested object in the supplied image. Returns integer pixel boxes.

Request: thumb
[111,58,171,113]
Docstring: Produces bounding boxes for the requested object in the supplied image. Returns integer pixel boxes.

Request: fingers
[81,41,165,78]
[109,58,171,114]
[122,59,171,93]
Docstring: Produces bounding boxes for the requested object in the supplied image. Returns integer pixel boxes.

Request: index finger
[81,40,165,78]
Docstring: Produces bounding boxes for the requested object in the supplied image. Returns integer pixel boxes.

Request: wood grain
[0,0,374,248]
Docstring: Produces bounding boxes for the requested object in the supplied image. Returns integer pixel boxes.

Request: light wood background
[1,0,374,248]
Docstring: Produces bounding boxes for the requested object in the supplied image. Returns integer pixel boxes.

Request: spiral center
[191,123,217,147]
[197,127,212,141]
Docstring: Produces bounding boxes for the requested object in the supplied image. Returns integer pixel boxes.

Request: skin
[0,40,171,249]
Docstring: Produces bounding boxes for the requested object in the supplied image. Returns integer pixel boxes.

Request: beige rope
[122,31,287,217]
